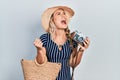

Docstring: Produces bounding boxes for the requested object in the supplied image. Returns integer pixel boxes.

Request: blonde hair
[49,18,56,41]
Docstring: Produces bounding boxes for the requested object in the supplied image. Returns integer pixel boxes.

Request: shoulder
[39,33,49,47]
[40,33,49,39]
[40,33,50,41]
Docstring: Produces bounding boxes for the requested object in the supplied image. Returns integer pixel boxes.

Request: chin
[62,26,68,30]
[58,24,68,29]
[62,25,68,28]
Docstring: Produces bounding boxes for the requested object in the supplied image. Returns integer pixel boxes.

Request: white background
[0,0,120,80]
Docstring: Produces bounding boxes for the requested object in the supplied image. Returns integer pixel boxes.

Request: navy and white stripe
[40,33,77,80]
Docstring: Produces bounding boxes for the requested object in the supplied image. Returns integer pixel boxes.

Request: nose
[61,13,67,19]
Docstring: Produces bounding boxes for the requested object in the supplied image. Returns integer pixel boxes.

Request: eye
[57,12,61,15]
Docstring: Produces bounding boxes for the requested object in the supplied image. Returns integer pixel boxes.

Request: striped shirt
[40,33,77,80]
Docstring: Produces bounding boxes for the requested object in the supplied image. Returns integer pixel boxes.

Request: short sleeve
[40,33,48,47]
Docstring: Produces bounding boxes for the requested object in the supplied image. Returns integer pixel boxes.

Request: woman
[34,6,90,80]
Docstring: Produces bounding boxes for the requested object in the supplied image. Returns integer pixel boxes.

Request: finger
[86,37,90,44]
[84,38,90,46]
[34,39,39,46]
[34,39,42,47]
[84,39,89,46]
[84,41,90,49]
[36,39,41,44]
[78,44,85,51]
[34,38,39,44]
[83,41,87,48]
[38,42,43,48]
[34,40,38,46]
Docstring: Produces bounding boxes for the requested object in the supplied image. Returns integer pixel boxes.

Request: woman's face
[52,9,69,29]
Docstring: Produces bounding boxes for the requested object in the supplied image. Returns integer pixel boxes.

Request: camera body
[73,30,86,46]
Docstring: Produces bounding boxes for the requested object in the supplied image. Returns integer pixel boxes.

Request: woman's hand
[34,38,46,54]
[78,37,90,52]
[34,38,46,64]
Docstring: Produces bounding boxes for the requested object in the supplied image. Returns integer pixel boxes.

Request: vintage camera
[72,30,86,46]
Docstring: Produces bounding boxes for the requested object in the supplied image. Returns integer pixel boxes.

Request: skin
[34,9,90,67]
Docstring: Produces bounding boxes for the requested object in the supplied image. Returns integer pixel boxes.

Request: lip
[61,20,67,25]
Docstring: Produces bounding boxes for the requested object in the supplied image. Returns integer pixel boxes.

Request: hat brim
[41,6,74,32]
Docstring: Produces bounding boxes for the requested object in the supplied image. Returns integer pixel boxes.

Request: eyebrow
[54,10,65,15]
[51,9,65,18]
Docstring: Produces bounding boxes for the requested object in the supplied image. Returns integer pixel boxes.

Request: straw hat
[41,6,74,32]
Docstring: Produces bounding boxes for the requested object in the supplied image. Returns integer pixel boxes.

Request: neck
[55,29,66,38]
[50,28,67,45]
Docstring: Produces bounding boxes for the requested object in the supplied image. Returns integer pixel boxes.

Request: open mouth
[61,20,67,25]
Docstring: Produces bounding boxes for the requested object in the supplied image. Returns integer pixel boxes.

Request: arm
[70,37,90,67]
[73,49,84,67]
[34,38,47,64]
